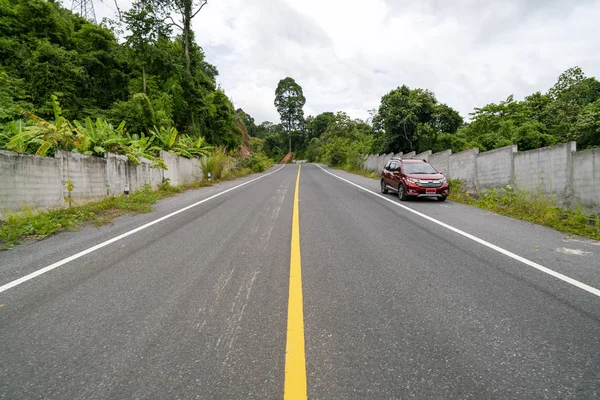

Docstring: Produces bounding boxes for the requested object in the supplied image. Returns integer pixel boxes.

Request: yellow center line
[284,164,307,399]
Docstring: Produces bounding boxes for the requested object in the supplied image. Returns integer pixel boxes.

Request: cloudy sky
[95,0,600,124]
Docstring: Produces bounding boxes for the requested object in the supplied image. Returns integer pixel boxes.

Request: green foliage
[236,108,258,137]
[172,134,212,158]
[572,99,600,148]
[7,95,80,156]
[0,71,33,123]
[125,132,163,165]
[452,67,600,153]
[0,0,240,153]
[306,112,374,168]
[64,179,74,207]
[0,94,214,168]
[72,117,129,156]
[200,146,230,180]
[109,93,157,136]
[274,77,306,153]
[306,112,336,141]
[447,183,600,241]
[203,90,242,149]
[237,152,274,173]
[372,85,463,154]
[1,120,36,153]
[362,66,600,156]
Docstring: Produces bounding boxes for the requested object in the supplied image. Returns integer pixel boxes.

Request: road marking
[0,165,286,295]
[556,247,592,256]
[316,164,600,299]
[284,165,307,399]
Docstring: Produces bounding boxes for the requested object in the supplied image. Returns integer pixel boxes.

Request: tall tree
[274,77,305,153]
[124,1,171,94]
[149,0,208,74]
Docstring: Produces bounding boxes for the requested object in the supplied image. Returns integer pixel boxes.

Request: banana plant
[125,132,164,167]
[73,117,129,156]
[149,125,179,151]
[174,135,213,158]
[1,120,37,153]
[6,95,80,156]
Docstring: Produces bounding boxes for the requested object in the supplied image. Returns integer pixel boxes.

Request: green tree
[572,100,600,148]
[274,77,306,154]
[309,112,374,167]
[372,85,462,154]
[236,108,258,137]
[545,67,600,142]
[306,112,336,141]
[124,1,171,94]
[203,90,241,149]
[148,0,208,74]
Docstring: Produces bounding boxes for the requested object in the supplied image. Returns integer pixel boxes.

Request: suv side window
[384,160,393,170]
[390,161,400,171]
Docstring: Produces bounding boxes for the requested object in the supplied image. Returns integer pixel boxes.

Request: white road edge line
[316,164,600,299]
[0,165,287,295]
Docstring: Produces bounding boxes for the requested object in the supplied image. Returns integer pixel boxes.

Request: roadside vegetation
[0,182,180,249]
[242,67,600,169]
[0,0,274,167]
[0,155,272,249]
[2,0,598,168]
[447,179,600,241]
[331,167,600,241]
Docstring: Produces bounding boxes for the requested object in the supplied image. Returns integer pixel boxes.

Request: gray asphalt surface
[1,163,600,399]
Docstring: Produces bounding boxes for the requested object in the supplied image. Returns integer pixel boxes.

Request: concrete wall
[366,154,378,171]
[428,150,451,176]
[0,150,206,213]
[128,156,163,192]
[571,147,600,208]
[161,151,203,186]
[0,150,64,211]
[476,145,517,191]
[105,153,129,196]
[448,148,479,191]
[414,150,432,161]
[360,141,598,208]
[513,142,576,201]
[57,151,107,202]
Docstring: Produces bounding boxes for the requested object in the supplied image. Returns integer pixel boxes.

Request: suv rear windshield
[403,163,438,174]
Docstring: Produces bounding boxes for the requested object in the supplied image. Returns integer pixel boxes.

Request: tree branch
[191,0,208,19]
[163,15,183,30]
[113,0,123,21]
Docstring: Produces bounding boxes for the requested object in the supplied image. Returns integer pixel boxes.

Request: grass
[0,166,259,249]
[448,179,600,241]
[332,166,380,180]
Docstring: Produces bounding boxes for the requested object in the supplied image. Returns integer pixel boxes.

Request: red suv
[380,158,449,201]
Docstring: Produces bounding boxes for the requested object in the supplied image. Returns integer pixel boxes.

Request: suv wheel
[381,179,388,194]
[398,183,408,201]
[438,196,447,202]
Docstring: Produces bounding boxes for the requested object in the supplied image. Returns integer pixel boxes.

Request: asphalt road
[1,163,599,399]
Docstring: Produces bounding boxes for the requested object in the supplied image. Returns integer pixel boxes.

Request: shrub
[200,146,230,180]
[238,152,274,173]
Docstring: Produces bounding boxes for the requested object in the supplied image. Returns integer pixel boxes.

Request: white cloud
[95,0,600,123]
